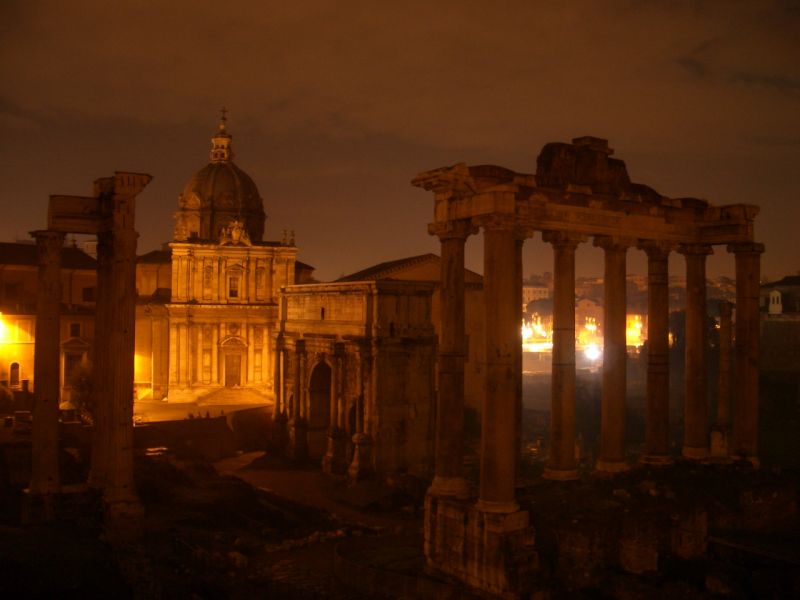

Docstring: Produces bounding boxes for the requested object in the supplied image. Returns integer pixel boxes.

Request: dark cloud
[0,0,798,279]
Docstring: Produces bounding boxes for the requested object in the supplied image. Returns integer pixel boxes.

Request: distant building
[0,241,97,402]
[760,275,800,375]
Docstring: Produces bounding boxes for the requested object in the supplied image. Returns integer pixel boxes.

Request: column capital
[542,230,587,249]
[727,241,765,255]
[638,240,674,260]
[428,219,478,241]
[594,235,635,252]
[678,243,714,256]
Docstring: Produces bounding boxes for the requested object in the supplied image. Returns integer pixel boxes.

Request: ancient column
[542,231,584,480]
[289,340,308,460]
[103,182,143,526]
[716,301,733,431]
[272,334,288,448]
[27,229,65,518]
[729,242,764,463]
[595,236,631,473]
[89,230,113,488]
[710,300,733,459]
[679,244,713,460]
[477,216,520,513]
[428,220,474,498]
[323,342,348,474]
[640,241,672,465]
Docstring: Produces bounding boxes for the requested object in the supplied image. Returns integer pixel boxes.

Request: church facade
[133,117,300,405]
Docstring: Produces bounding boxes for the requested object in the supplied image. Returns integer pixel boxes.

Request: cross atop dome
[211,108,233,163]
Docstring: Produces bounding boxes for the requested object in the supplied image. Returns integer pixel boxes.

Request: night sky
[1,1,798,282]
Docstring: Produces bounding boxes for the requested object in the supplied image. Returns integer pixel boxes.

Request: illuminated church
[133,116,311,404]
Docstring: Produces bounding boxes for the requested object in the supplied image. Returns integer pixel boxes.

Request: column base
[425,494,536,597]
[681,445,708,460]
[542,467,579,481]
[348,433,373,482]
[640,453,673,466]
[709,429,732,461]
[427,475,469,499]
[595,459,629,474]
[322,428,348,475]
[475,498,520,514]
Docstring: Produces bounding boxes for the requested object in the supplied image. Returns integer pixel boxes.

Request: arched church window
[10,362,20,387]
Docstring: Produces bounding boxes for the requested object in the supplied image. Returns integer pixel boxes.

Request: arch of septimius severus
[413,136,762,596]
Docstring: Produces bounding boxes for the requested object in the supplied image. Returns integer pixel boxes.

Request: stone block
[671,509,707,559]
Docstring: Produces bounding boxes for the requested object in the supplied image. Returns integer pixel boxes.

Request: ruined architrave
[413,136,762,597]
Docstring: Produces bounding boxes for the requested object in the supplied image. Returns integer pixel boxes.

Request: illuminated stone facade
[133,118,298,404]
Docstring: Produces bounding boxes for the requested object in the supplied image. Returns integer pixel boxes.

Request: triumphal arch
[413,136,762,596]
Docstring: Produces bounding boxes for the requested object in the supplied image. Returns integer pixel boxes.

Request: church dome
[173,115,266,243]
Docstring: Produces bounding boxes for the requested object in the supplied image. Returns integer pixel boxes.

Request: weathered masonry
[27,172,151,533]
[413,137,762,596]
[275,281,436,480]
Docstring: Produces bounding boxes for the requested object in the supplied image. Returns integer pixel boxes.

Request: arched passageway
[307,362,331,460]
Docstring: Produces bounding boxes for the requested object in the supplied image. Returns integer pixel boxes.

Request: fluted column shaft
[429,220,474,498]
[29,230,65,501]
[596,236,631,472]
[729,243,764,462]
[543,232,583,480]
[680,244,712,459]
[641,242,672,464]
[478,218,521,513]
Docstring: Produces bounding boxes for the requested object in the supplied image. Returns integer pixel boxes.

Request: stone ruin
[413,136,763,596]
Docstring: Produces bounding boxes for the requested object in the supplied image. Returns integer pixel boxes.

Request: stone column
[28,229,65,518]
[640,241,673,465]
[90,230,113,488]
[478,216,520,513]
[595,236,631,473]
[272,334,288,448]
[729,242,764,463]
[289,340,308,460]
[103,187,143,526]
[716,301,733,431]
[542,231,584,480]
[323,342,348,474]
[679,244,713,460]
[428,220,474,498]
[710,300,734,459]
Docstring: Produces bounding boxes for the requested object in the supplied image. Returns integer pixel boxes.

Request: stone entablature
[276,281,436,479]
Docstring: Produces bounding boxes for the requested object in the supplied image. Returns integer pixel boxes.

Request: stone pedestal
[348,432,373,481]
[425,495,536,597]
[322,427,348,474]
